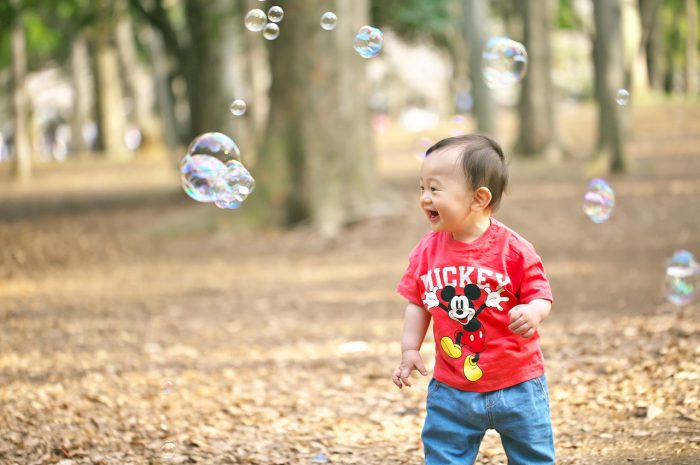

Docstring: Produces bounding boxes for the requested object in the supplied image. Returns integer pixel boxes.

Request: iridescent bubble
[263,22,280,40]
[665,250,700,306]
[230,99,247,116]
[320,12,338,31]
[416,137,433,160]
[310,453,328,464]
[354,25,383,59]
[450,114,468,136]
[244,9,267,32]
[268,6,283,23]
[482,37,528,88]
[213,160,256,210]
[186,132,240,163]
[616,89,630,105]
[160,442,177,462]
[162,380,174,395]
[181,154,227,203]
[583,178,615,224]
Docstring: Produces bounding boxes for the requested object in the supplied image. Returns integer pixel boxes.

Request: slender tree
[593,0,627,172]
[686,0,698,93]
[515,0,559,159]
[462,0,495,135]
[9,0,31,182]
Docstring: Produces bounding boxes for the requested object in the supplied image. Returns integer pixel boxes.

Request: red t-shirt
[396,218,553,392]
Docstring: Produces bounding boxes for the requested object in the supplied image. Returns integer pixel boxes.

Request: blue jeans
[422,375,555,465]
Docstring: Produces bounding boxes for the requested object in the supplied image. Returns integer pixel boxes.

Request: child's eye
[430,187,438,192]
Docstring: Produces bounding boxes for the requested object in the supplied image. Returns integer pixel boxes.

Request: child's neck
[451,214,492,243]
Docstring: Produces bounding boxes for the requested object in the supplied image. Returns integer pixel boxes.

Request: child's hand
[392,350,428,388]
[508,304,541,338]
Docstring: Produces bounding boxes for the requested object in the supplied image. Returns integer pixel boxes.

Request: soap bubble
[244,9,267,32]
[320,12,338,30]
[162,380,174,395]
[450,114,468,136]
[230,99,247,116]
[310,453,328,464]
[160,442,176,462]
[583,178,615,224]
[213,160,256,210]
[268,6,283,23]
[616,89,630,105]
[482,37,528,88]
[416,137,433,160]
[181,154,227,203]
[263,22,280,40]
[186,132,240,164]
[354,25,383,59]
[665,250,700,306]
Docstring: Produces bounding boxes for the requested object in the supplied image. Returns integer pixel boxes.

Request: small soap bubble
[244,9,267,32]
[665,250,700,306]
[310,453,328,464]
[230,99,247,116]
[268,6,283,23]
[450,114,468,136]
[263,22,280,40]
[583,178,615,224]
[160,442,176,461]
[181,154,227,203]
[416,137,433,160]
[482,37,528,88]
[354,25,383,59]
[186,132,240,163]
[213,160,256,210]
[616,88,630,105]
[162,380,174,395]
[320,12,338,30]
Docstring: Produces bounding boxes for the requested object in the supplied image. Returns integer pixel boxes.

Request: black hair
[425,134,509,211]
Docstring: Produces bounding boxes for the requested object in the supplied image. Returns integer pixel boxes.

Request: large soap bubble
[665,250,700,306]
[482,37,528,88]
[583,178,615,224]
[354,25,383,59]
[181,154,228,203]
[186,132,241,164]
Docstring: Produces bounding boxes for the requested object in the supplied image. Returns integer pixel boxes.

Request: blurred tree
[686,0,698,93]
[248,0,377,234]
[370,0,452,47]
[515,0,560,160]
[593,0,627,172]
[639,0,664,91]
[462,0,495,135]
[9,0,31,182]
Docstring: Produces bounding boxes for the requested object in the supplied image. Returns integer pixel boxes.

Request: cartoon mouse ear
[440,285,456,301]
[463,284,481,300]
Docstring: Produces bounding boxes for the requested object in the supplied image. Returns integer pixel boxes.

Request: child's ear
[471,187,492,211]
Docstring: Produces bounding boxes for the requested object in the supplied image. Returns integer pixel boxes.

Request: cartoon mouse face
[440,284,481,323]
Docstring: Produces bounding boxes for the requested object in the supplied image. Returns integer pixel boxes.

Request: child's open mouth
[427,210,440,222]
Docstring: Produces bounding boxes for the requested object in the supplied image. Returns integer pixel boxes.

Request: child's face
[419,148,474,233]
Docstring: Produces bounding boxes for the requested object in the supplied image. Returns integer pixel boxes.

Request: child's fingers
[415,360,428,376]
[391,369,403,388]
[399,366,412,387]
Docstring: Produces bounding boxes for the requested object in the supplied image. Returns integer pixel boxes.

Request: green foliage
[557,0,580,29]
[370,0,454,46]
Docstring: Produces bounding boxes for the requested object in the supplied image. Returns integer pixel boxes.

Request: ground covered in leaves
[1,102,700,464]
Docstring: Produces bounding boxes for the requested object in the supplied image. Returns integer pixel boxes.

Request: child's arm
[508,298,552,338]
[392,302,432,389]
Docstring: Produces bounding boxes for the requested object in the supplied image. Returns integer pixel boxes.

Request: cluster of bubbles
[583,178,615,224]
[244,6,283,40]
[181,132,255,210]
[354,25,384,59]
[665,250,700,306]
[320,12,338,30]
[482,36,528,88]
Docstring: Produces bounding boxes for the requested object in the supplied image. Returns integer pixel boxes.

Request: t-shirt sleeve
[517,245,553,304]
[396,244,424,307]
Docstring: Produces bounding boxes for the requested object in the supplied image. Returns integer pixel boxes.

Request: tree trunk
[69,34,93,155]
[144,26,182,167]
[593,0,627,173]
[93,36,128,159]
[462,0,495,135]
[10,0,31,182]
[248,0,377,234]
[623,0,646,96]
[515,0,559,160]
[686,0,698,93]
[114,0,161,152]
[639,0,664,91]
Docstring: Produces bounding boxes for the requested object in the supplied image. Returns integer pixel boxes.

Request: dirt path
[1,102,699,464]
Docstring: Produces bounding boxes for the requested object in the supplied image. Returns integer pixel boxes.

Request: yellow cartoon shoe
[464,355,483,381]
[440,336,462,358]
